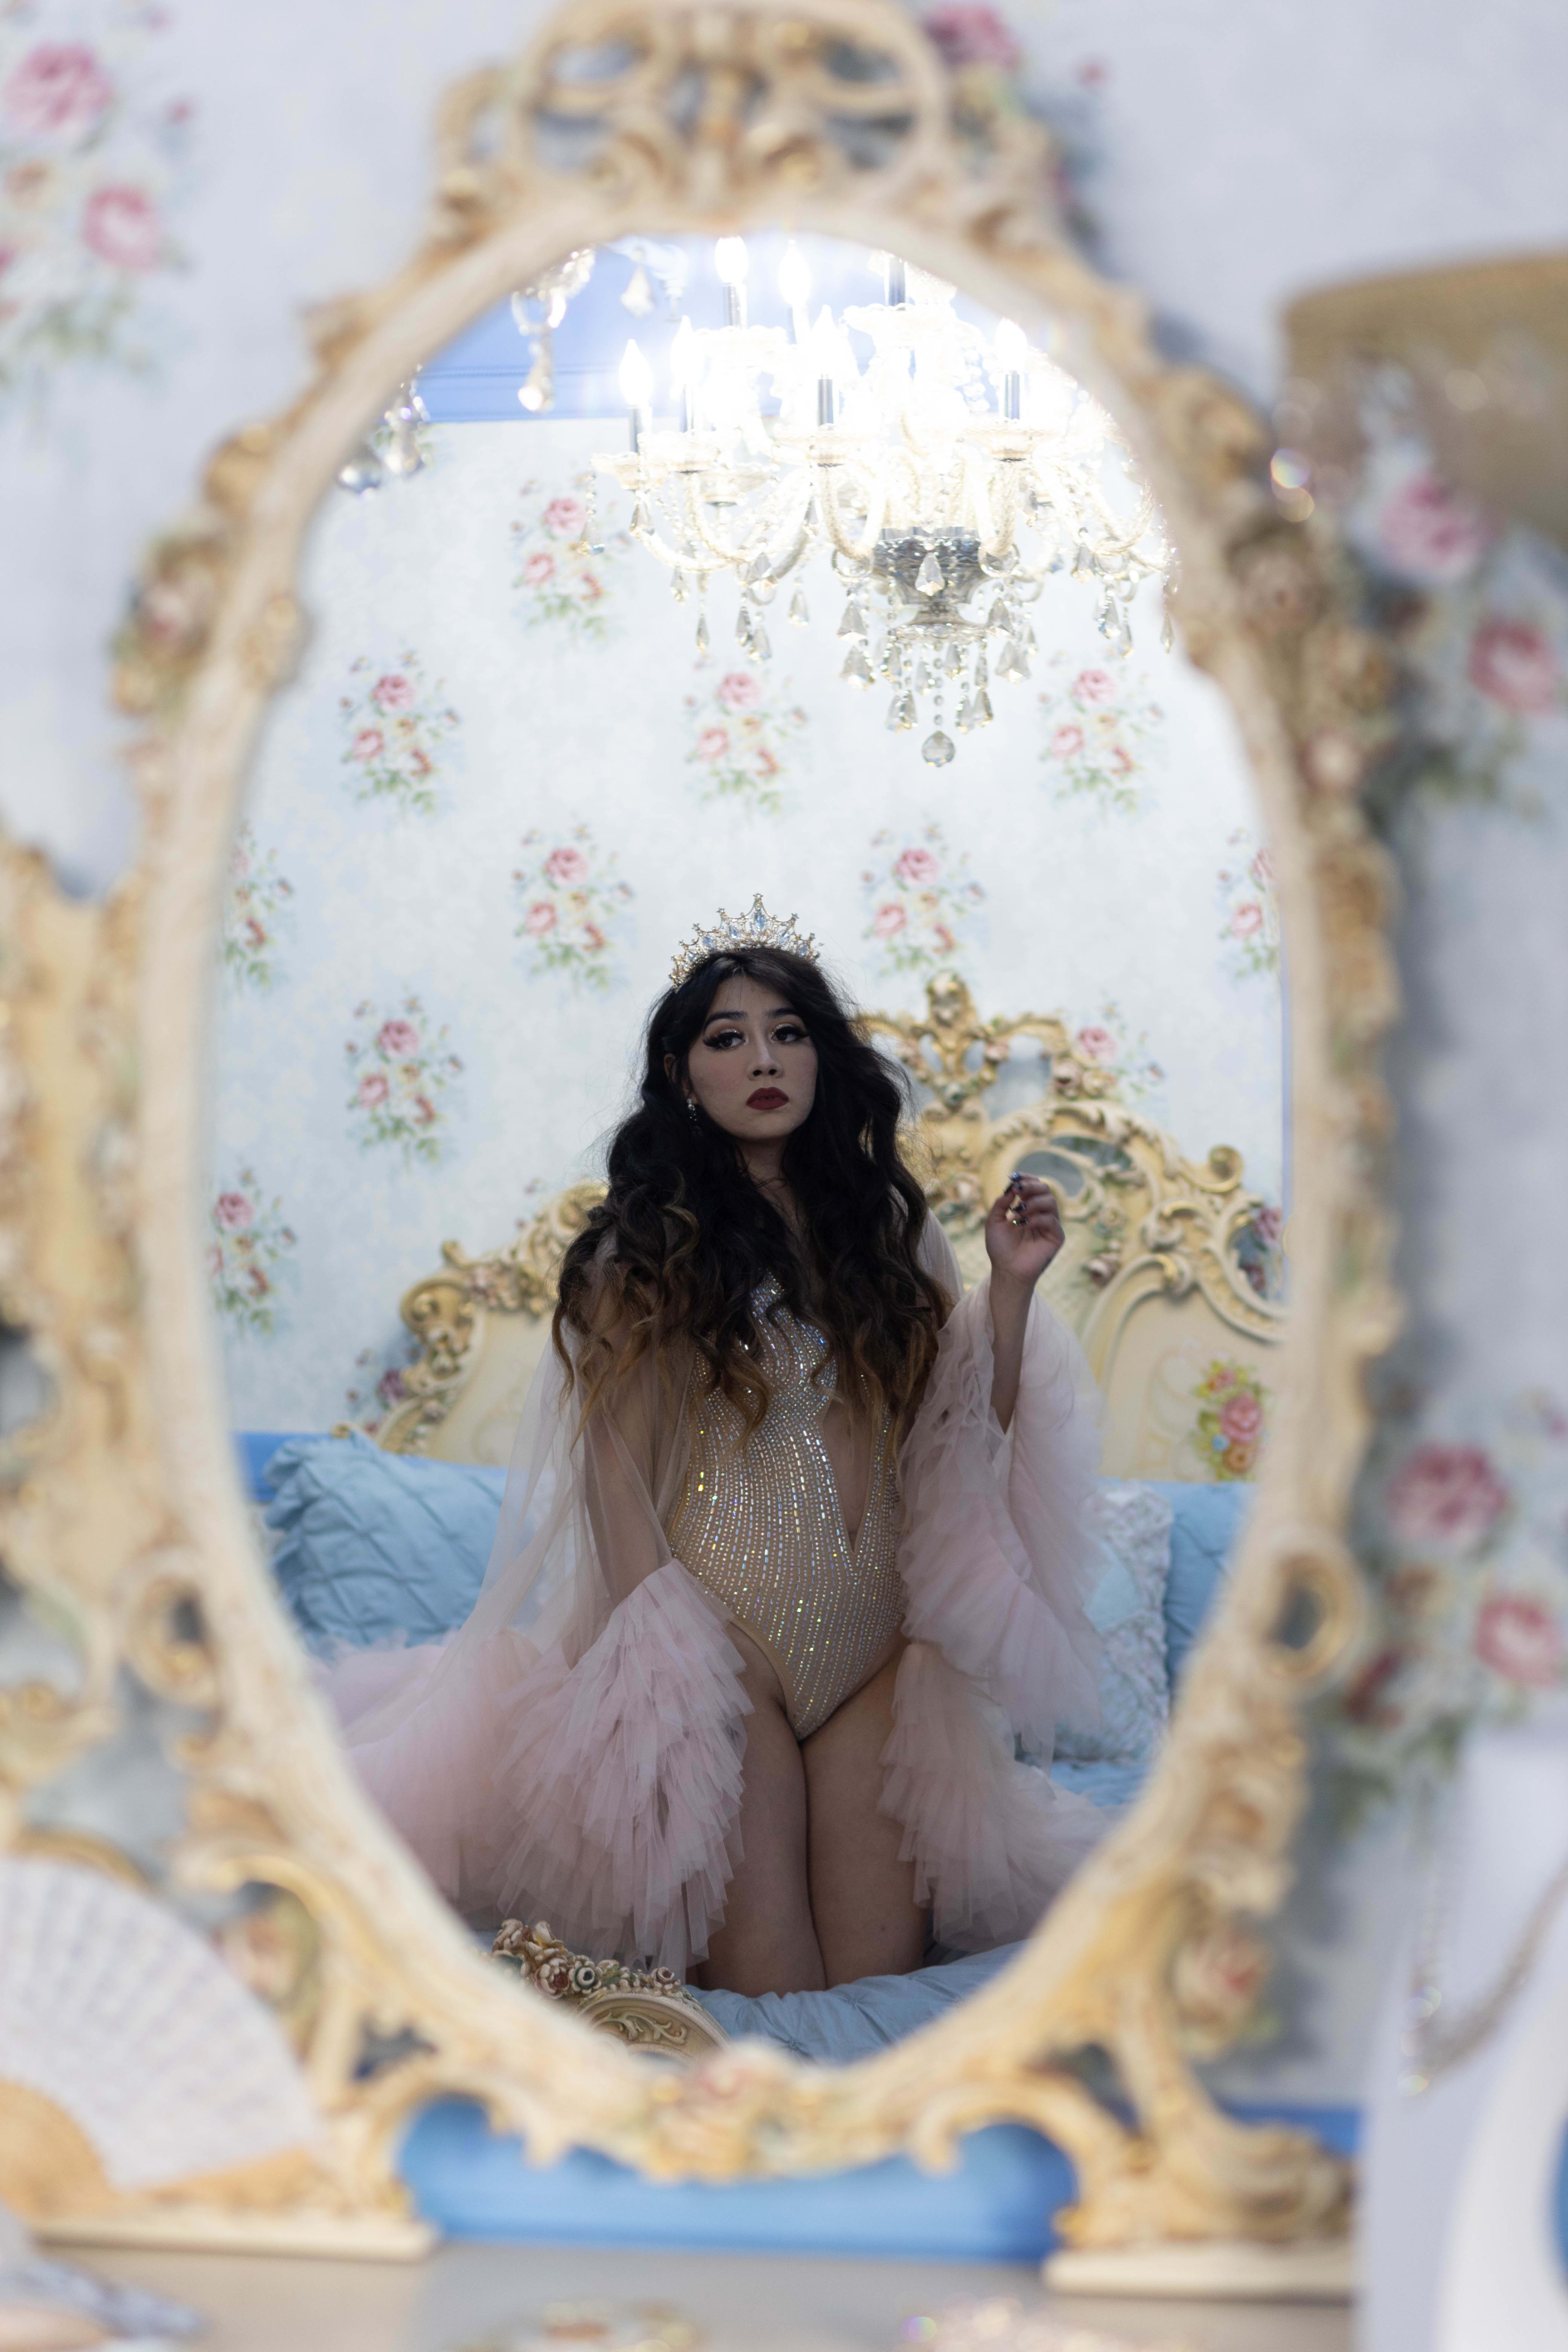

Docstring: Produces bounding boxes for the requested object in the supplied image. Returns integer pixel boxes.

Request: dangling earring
[685,1096,699,1123]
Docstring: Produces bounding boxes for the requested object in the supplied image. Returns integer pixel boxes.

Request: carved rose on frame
[344,995,463,1167]
[683,666,806,816]
[1037,660,1163,816]
[1232,1203,1286,1303]
[860,824,986,980]
[511,825,633,993]
[1192,1358,1270,1483]
[511,474,629,640]
[1329,1396,1568,1821]
[339,653,460,819]
[221,823,294,991]
[0,13,195,410]
[207,1169,297,1339]
[1217,828,1281,982]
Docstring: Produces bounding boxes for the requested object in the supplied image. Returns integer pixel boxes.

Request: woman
[335,902,1105,1993]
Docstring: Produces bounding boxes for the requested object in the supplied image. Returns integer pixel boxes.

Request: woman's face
[679,974,819,1147]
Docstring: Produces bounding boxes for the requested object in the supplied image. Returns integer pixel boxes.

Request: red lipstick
[746,1087,788,1110]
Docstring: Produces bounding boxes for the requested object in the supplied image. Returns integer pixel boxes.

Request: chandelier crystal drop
[593,243,1170,755]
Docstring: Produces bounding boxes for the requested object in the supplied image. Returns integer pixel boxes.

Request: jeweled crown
[669,895,820,990]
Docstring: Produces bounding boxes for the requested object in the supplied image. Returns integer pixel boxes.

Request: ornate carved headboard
[370,975,1285,1482]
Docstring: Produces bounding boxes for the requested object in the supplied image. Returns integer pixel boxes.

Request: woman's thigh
[692,1624,826,1997]
[803,1649,926,1988]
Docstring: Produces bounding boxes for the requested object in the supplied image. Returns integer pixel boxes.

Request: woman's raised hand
[984,1171,1065,1290]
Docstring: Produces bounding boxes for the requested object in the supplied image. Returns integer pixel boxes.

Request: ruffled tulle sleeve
[876,1214,1109,1951]
[895,1216,1103,1754]
[320,1263,752,1972]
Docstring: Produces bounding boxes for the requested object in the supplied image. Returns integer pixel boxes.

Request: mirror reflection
[210,232,1287,2063]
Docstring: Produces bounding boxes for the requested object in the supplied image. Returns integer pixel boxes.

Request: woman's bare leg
[804,1649,926,1987]
[693,1628,826,1997]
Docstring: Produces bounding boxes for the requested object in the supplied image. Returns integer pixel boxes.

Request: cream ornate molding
[0,0,1401,2264]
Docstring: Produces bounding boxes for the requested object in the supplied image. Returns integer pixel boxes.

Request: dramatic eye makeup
[699,1005,808,1050]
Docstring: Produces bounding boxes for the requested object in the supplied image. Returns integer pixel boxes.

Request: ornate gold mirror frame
[0,0,1403,2270]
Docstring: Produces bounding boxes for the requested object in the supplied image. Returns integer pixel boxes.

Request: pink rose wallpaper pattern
[1216,829,1281,982]
[0,4,195,410]
[510,474,629,641]
[221,823,294,991]
[341,1334,421,1439]
[1329,1396,1568,1820]
[339,652,460,819]
[1037,660,1164,817]
[510,824,634,992]
[683,664,807,815]
[1059,1003,1163,1103]
[1356,453,1568,817]
[207,1169,296,1339]
[344,995,463,1167]
[860,823,986,980]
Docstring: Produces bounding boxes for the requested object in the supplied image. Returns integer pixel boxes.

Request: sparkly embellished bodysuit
[663,1300,905,1740]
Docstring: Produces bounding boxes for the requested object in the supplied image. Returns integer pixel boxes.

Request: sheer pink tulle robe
[327,1218,1107,1973]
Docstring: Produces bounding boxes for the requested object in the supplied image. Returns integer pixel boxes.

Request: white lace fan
[0,1858,321,2193]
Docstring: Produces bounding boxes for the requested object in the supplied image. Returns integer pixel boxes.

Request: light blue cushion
[236,1431,314,1501]
[1051,1755,1147,1810]
[262,1432,505,1654]
[693,1945,1020,2061]
[1055,1481,1173,1770]
[1143,1480,1255,1687]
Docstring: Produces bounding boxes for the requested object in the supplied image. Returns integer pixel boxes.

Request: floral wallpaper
[208,1169,296,1339]
[511,825,633,991]
[221,823,293,992]
[860,824,986,979]
[208,416,1283,1432]
[343,995,463,1169]
[1216,829,1281,981]
[0,4,194,414]
[1037,657,1164,816]
[339,653,461,819]
[511,474,626,639]
[683,664,807,816]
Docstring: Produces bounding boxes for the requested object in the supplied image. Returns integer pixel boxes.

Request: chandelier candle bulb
[619,338,654,452]
[778,241,812,343]
[670,317,697,433]
[714,236,749,328]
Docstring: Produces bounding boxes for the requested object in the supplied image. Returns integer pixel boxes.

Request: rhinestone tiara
[669,894,820,990]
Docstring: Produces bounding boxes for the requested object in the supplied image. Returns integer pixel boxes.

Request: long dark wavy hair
[552,947,949,1432]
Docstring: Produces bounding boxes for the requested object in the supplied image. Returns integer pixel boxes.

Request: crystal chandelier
[593,243,1170,765]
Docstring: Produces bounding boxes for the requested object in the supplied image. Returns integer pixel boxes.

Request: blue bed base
[400,2101,1361,2257]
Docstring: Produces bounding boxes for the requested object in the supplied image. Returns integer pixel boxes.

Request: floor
[81,2242,1355,2352]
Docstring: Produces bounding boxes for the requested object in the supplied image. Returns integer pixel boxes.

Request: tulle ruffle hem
[489,1560,751,1973]
[879,1639,1106,1950]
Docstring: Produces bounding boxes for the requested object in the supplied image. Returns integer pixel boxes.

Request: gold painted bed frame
[0,0,1403,2283]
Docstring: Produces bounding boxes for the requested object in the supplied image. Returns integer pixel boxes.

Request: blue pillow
[1142,1480,1254,1687]
[236,1431,315,1501]
[261,1433,506,1653]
